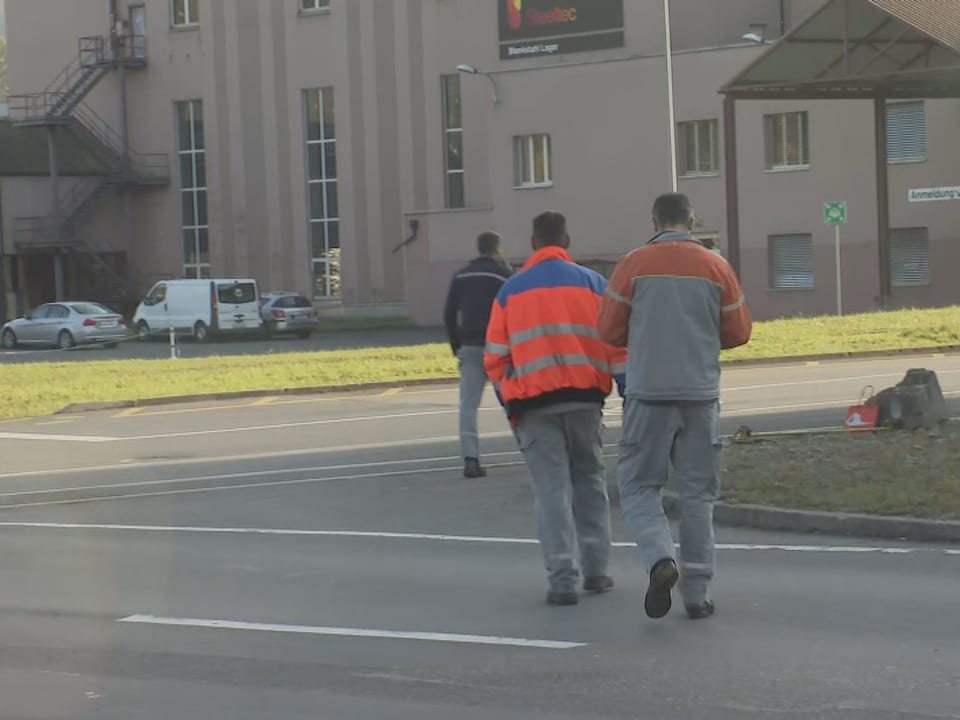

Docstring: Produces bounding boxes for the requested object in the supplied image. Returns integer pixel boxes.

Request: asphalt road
[1,354,959,719]
[0,327,446,363]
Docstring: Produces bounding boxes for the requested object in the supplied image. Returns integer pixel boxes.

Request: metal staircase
[6,32,168,309]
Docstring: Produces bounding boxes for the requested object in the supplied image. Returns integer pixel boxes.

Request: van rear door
[215,281,261,331]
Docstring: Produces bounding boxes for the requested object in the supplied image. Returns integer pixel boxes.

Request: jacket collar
[522,245,572,270]
[649,230,697,245]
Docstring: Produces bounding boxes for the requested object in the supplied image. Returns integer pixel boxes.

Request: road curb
[51,344,958,416]
[627,491,960,544]
[55,377,459,415]
[719,344,959,367]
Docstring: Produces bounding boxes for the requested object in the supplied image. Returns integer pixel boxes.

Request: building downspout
[110,0,135,300]
[780,0,787,37]
[0,181,7,323]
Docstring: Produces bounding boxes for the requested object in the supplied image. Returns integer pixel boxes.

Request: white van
[133,279,263,342]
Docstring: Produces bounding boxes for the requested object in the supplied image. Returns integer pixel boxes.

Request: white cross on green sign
[824,202,847,225]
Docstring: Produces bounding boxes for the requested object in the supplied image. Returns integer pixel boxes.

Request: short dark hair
[477,231,501,256]
[652,193,694,229]
[532,211,567,247]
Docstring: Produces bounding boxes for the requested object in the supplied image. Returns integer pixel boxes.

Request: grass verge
[720,305,960,361]
[0,346,457,420]
[0,306,958,421]
[720,425,960,520]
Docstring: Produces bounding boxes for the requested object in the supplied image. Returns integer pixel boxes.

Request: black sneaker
[583,576,615,594]
[546,591,579,606]
[644,558,679,619]
[464,458,487,478]
[686,601,716,620]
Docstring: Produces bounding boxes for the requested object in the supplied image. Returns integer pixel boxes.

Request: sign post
[824,201,847,316]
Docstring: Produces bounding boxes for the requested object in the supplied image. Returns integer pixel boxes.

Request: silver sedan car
[1,302,128,350]
[260,292,317,339]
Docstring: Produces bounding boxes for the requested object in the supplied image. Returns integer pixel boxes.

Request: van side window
[148,284,167,305]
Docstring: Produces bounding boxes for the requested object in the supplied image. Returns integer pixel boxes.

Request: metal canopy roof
[722,0,960,99]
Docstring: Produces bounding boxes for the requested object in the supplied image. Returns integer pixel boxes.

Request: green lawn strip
[718,425,960,520]
[1,306,958,421]
[0,346,458,420]
[721,305,960,361]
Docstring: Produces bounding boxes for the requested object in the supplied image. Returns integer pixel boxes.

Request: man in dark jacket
[444,231,514,478]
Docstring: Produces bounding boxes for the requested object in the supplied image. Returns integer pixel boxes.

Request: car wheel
[137,321,152,342]
[58,330,76,350]
[1,329,16,350]
[194,321,209,343]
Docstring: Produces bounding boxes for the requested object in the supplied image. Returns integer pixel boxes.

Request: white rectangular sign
[908,186,960,203]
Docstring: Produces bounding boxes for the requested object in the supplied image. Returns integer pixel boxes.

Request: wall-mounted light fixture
[457,64,502,106]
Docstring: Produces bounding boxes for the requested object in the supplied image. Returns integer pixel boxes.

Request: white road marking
[117,615,585,650]
[0,451,526,499]
[0,432,515,479]
[0,462,529,511]
[118,409,503,442]
[0,522,954,556]
[0,432,115,443]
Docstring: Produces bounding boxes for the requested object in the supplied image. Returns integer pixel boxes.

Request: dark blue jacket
[444,255,514,352]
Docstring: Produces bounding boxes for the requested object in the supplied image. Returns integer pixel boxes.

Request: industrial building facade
[1,0,958,325]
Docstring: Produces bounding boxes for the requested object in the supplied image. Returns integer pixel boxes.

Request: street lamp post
[664,0,678,192]
[457,64,501,106]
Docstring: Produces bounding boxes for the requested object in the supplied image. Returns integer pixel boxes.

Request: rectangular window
[304,87,340,299]
[300,0,330,11]
[765,112,809,170]
[171,0,199,27]
[513,134,552,188]
[678,120,719,177]
[442,74,465,209]
[886,101,926,163]
[176,100,210,279]
[768,234,814,290]
[889,227,930,287]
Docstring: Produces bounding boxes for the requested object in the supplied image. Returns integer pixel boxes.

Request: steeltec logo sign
[498,0,624,60]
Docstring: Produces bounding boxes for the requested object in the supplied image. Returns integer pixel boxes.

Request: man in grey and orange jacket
[597,193,751,622]
[486,211,626,607]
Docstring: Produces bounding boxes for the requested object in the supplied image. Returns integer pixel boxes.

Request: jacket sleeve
[443,276,461,353]
[720,266,752,350]
[596,256,635,348]
[483,295,511,385]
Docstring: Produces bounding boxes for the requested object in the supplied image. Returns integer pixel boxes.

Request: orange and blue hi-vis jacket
[484,245,627,419]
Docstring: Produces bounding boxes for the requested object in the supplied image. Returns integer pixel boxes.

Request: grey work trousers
[617,399,721,606]
[516,406,612,593]
[458,346,488,460]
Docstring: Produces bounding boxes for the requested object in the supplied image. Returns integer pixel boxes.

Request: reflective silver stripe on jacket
[485,341,510,357]
[512,353,615,379]
[509,323,599,346]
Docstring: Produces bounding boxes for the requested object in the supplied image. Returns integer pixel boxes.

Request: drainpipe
[0,182,6,322]
[109,0,135,300]
[779,0,787,37]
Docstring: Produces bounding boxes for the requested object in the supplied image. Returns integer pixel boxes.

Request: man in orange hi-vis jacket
[485,211,627,607]
[597,193,751,622]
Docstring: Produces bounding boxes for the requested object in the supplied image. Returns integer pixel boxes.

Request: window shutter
[769,235,814,289]
[886,101,926,162]
[889,228,930,287]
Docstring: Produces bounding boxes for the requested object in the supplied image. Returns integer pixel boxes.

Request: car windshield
[218,283,257,304]
[70,303,113,315]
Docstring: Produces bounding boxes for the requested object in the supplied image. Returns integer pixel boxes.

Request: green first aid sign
[824,202,847,225]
